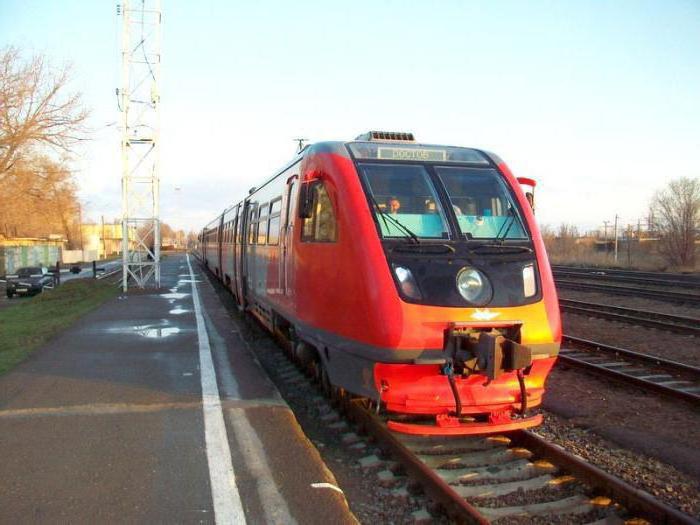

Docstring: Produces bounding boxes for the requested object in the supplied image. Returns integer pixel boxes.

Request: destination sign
[377,147,447,161]
[348,143,488,164]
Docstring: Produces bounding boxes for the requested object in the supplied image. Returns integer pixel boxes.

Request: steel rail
[552,265,700,284]
[559,335,700,404]
[345,398,489,524]
[559,299,700,336]
[509,431,699,525]
[553,270,700,289]
[555,279,700,306]
[346,399,698,525]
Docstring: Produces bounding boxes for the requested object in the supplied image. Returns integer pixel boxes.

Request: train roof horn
[354,131,415,142]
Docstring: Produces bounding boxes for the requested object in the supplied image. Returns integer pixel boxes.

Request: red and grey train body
[199,132,560,435]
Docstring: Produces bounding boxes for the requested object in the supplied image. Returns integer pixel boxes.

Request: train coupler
[386,411,542,436]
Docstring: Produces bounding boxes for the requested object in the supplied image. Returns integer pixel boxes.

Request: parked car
[5,267,55,298]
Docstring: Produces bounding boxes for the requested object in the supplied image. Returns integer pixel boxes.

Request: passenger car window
[301,182,336,242]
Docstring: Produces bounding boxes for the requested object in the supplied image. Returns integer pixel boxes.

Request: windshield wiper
[369,195,420,244]
[393,243,454,254]
[470,244,533,254]
[494,205,516,243]
[469,206,533,254]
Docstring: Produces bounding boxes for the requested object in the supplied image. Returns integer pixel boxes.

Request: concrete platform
[0,253,355,524]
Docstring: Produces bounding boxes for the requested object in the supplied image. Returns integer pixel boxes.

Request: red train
[198,131,561,435]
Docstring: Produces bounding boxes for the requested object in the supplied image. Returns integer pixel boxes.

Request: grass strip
[0,279,119,375]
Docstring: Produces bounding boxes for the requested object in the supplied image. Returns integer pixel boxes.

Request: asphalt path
[0,253,354,523]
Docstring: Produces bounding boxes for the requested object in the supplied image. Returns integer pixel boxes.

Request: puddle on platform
[103,321,186,339]
[169,307,190,315]
[160,292,189,300]
[137,326,182,338]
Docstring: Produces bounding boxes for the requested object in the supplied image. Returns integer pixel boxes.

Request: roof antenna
[294,138,307,153]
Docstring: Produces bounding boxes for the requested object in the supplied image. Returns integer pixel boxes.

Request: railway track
[552,266,700,285]
[555,279,700,306]
[341,399,697,524]
[559,335,700,405]
[559,298,700,336]
[553,267,700,290]
[271,346,699,523]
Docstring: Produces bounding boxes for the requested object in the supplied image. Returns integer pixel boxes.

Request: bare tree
[0,154,81,245]
[651,177,700,267]
[0,47,89,179]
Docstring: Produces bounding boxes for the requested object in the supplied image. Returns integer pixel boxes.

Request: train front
[348,133,561,435]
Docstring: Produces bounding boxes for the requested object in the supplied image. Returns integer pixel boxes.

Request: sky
[1,0,699,233]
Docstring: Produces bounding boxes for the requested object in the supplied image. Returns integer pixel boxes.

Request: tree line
[0,46,87,246]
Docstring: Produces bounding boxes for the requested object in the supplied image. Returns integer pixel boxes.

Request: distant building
[0,237,64,274]
[80,222,136,260]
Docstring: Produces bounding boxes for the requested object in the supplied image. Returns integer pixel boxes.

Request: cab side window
[301,182,337,242]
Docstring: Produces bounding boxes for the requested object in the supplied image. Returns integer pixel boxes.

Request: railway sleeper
[401,435,511,454]
[451,473,575,499]
[416,447,532,469]
[435,458,556,484]
[475,493,606,522]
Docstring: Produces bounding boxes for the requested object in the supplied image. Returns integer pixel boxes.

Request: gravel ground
[546,288,700,518]
[560,289,700,319]
[561,311,700,366]
[536,410,700,517]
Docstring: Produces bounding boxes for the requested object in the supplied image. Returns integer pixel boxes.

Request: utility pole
[101,215,106,260]
[118,0,162,291]
[626,224,632,266]
[603,220,610,255]
[613,214,619,263]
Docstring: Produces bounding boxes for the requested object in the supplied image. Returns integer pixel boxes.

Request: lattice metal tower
[118,0,161,291]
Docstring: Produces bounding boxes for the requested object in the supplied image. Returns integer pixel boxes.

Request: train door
[217,215,224,275]
[281,175,298,295]
[237,201,250,308]
[228,204,239,290]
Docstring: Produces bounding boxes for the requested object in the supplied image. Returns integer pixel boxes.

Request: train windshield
[436,166,528,240]
[358,163,450,239]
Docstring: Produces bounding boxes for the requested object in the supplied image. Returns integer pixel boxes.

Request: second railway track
[559,298,700,336]
[559,335,700,405]
[555,279,700,306]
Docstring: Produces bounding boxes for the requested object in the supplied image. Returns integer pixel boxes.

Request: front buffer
[375,324,556,436]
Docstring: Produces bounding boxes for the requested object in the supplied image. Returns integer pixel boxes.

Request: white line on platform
[228,408,296,524]
[187,253,247,524]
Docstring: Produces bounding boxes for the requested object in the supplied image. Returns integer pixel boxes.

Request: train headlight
[456,267,492,305]
[523,264,536,297]
[393,265,422,300]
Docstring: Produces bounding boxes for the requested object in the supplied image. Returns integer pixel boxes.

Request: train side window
[301,182,337,243]
[267,216,280,245]
[268,197,282,245]
[248,207,257,244]
[258,202,269,245]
